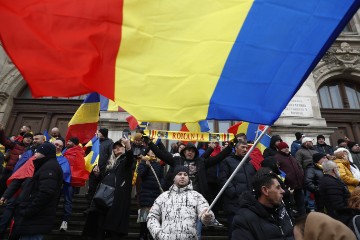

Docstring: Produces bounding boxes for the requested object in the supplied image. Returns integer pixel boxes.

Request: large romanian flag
[0,1,359,124]
[66,93,100,144]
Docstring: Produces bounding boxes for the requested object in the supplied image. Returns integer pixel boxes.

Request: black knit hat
[35,142,56,158]
[69,137,80,145]
[317,135,325,140]
[23,133,33,139]
[98,128,108,138]
[313,153,326,163]
[295,132,303,140]
[173,165,189,179]
[348,142,358,150]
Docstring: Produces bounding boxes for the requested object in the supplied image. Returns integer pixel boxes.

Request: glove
[142,136,150,144]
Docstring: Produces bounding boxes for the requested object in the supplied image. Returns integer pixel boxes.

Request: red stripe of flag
[66,123,97,145]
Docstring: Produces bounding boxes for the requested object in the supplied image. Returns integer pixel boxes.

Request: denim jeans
[63,182,74,221]
[19,234,43,240]
[196,218,202,240]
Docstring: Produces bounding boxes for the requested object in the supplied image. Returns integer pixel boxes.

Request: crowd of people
[0,124,360,239]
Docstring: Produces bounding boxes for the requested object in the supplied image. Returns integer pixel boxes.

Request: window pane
[318,87,332,108]
[345,84,360,109]
[328,85,343,108]
[218,121,231,133]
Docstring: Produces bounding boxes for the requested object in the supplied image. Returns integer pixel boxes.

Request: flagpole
[208,125,270,211]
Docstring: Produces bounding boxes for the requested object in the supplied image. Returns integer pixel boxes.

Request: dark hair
[252,168,278,198]
[235,139,247,148]
[33,132,44,136]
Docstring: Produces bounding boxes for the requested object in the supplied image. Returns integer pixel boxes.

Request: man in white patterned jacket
[147,165,214,240]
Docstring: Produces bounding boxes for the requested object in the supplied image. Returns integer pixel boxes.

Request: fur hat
[302,137,313,145]
[35,142,56,158]
[69,137,79,145]
[98,128,108,138]
[277,142,289,151]
[313,153,326,163]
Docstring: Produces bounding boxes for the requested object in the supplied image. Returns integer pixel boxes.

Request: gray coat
[295,147,318,169]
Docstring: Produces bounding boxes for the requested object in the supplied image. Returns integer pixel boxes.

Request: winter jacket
[350,151,360,170]
[232,191,294,240]
[12,157,63,235]
[63,145,86,187]
[219,154,256,214]
[83,150,134,237]
[334,158,359,193]
[336,208,360,235]
[98,138,113,173]
[315,143,334,155]
[148,141,232,196]
[290,140,301,157]
[138,159,164,207]
[304,163,324,193]
[295,146,318,169]
[147,183,214,240]
[263,135,282,158]
[275,152,304,190]
[0,130,28,171]
[319,174,350,218]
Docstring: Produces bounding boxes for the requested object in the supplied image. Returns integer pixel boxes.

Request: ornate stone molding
[0,92,9,105]
[313,42,360,84]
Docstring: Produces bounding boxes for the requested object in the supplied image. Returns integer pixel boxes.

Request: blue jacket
[291,140,302,156]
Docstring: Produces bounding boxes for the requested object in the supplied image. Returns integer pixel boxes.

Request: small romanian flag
[84,136,100,173]
[66,93,100,144]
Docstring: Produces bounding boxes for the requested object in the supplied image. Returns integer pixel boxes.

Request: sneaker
[59,221,67,232]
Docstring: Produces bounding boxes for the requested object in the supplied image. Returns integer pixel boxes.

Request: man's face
[134,139,143,146]
[51,128,60,138]
[53,140,64,153]
[318,156,328,165]
[34,152,45,159]
[235,144,248,157]
[174,172,189,188]
[185,149,196,160]
[317,138,325,145]
[66,140,75,148]
[280,147,290,154]
[263,178,284,207]
[352,144,360,153]
[22,136,33,146]
[33,135,45,147]
[339,142,347,147]
[304,141,313,148]
[113,145,125,156]
[96,130,104,139]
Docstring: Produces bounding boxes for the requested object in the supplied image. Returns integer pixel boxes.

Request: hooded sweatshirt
[147,182,214,240]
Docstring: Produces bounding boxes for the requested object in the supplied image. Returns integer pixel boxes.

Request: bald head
[51,127,61,138]
[53,139,64,153]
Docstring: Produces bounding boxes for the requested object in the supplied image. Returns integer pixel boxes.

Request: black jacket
[319,174,350,218]
[336,208,360,234]
[12,157,63,235]
[232,191,294,240]
[314,143,334,155]
[263,135,282,158]
[83,150,134,237]
[138,160,163,207]
[148,141,232,196]
[304,163,324,193]
[219,154,256,214]
[98,138,113,174]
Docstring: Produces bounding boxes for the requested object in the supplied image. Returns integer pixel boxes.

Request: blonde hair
[349,187,360,209]
[106,151,118,171]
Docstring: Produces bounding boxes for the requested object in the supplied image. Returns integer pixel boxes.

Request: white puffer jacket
[147,183,214,240]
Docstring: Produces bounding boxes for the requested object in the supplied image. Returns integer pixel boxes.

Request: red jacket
[64,145,86,187]
[0,130,27,171]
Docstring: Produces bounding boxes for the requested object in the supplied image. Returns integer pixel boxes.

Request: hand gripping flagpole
[208,125,270,211]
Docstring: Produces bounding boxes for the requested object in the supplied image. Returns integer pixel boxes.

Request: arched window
[318,80,360,109]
